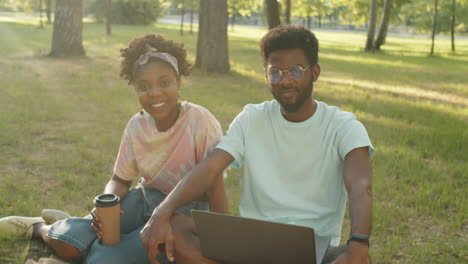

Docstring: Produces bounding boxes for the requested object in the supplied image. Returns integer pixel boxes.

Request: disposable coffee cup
[93,193,120,245]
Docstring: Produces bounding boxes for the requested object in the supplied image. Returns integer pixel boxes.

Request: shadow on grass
[321,47,468,79]
[317,87,465,163]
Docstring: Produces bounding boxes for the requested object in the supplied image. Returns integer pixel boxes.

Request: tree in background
[284,0,291,24]
[292,0,330,29]
[398,0,467,53]
[188,0,198,34]
[316,0,331,29]
[399,0,467,34]
[39,0,43,28]
[49,0,85,57]
[179,0,185,35]
[450,0,455,51]
[87,0,166,26]
[365,0,378,51]
[374,0,411,50]
[228,0,261,31]
[106,0,111,35]
[430,0,438,56]
[45,0,52,24]
[196,0,230,72]
[332,0,370,28]
[374,0,391,50]
[265,0,280,29]
[0,0,31,11]
[293,0,315,29]
[171,0,198,34]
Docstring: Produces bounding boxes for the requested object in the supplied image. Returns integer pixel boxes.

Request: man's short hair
[260,25,319,66]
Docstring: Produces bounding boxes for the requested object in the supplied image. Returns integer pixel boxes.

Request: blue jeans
[47,186,208,264]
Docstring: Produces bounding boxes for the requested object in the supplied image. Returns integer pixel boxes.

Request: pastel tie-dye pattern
[113,101,224,194]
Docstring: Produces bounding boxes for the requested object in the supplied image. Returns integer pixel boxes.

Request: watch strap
[347,234,370,246]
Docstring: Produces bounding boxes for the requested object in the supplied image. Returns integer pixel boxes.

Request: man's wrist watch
[347,234,370,247]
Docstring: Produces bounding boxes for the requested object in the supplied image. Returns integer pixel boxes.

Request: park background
[0,0,467,263]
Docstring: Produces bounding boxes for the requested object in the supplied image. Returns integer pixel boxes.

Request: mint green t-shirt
[216,100,374,246]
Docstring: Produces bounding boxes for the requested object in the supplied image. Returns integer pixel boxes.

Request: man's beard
[273,79,313,113]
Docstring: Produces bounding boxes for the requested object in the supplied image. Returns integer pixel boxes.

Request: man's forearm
[207,174,229,214]
[344,147,373,238]
[156,161,220,217]
[348,179,372,236]
[155,149,233,218]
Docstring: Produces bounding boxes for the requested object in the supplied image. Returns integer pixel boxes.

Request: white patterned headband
[133,44,179,76]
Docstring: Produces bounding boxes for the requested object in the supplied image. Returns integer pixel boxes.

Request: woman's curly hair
[120,34,192,84]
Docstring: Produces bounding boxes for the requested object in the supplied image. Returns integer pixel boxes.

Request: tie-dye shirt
[114,101,224,194]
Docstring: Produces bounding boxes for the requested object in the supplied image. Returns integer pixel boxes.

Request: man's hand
[140,209,175,264]
[331,242,370,264]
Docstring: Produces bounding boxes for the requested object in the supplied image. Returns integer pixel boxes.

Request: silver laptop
[192,210,330,264]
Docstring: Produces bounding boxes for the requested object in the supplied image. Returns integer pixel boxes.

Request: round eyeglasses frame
[266,64,310,84]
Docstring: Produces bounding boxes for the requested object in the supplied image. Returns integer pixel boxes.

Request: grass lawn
[0,17,467,264]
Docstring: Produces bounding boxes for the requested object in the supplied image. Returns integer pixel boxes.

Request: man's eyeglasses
[266,65,310,84]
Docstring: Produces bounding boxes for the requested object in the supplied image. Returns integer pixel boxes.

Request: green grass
[0,17,467,264]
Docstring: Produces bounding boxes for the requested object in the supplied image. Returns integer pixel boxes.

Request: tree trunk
[307,15,311,29]
[46,0,52,24]
[196,0,229,73]
[39,0,44,28]
[374,0,392,50]
[143,1,148,26]
[180,0,185,36]
[365,0,378,51]
[265,0,280,29]
[49,0,85,57]
[450,0,455,52]
[190,7,194,34]
[106,0,112,35]
[430,0,438,56]
[285,0,291,24]
[318,15,321,28]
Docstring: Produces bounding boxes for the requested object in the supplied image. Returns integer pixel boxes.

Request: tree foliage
[0,0,35,11]
[228,0,261,17]
[400,0,468,33]
[227,0,261,30]
[87,0,167,25]
[291,0,331,28]
[292,0,329,18]
[171,0,199,34]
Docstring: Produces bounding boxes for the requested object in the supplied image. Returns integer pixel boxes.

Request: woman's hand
[90,208,104,240]
[90,174,131,239]
[90,208,124,240]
